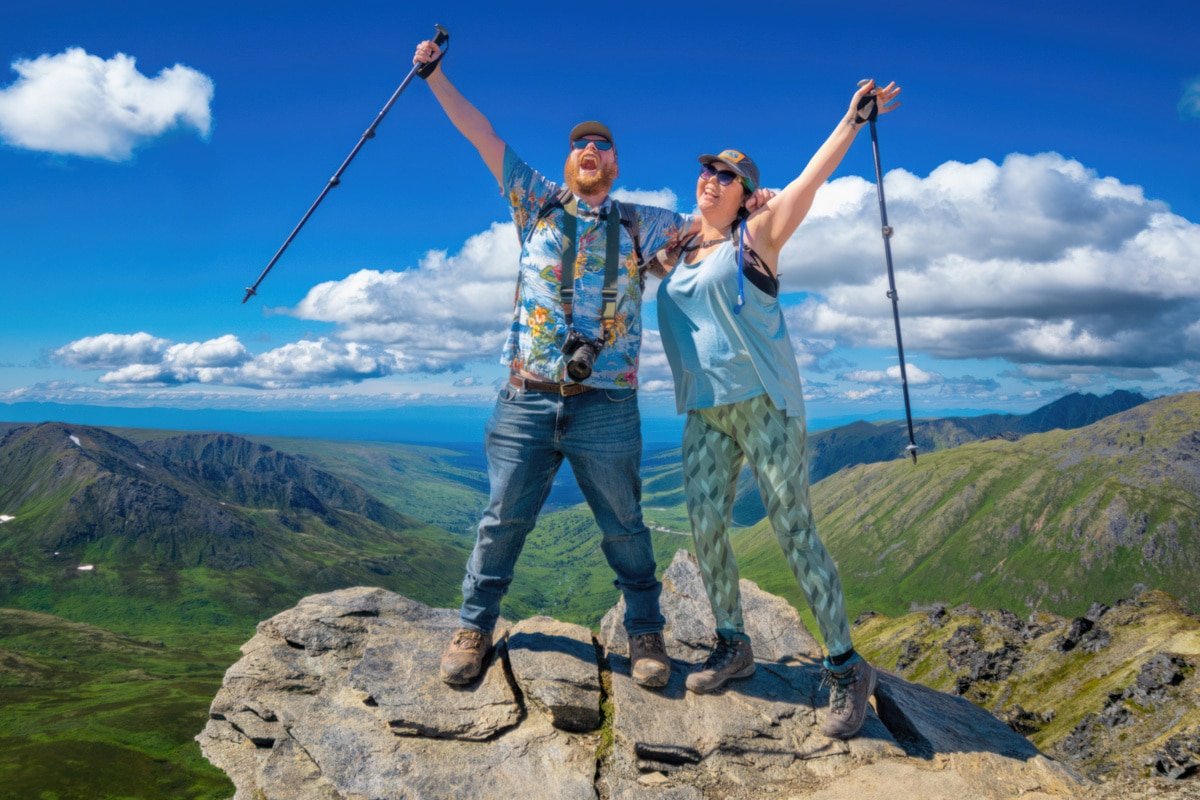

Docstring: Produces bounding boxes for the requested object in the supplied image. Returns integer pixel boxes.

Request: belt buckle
[561,382,586,397]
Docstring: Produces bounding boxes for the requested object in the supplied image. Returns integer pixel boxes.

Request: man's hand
[413,40,445,78]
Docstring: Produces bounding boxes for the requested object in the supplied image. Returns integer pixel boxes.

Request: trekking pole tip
[905,443,918,464]
[242,287,256,304]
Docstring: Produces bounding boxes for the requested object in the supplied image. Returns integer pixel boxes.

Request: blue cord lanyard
[734,218,748,315]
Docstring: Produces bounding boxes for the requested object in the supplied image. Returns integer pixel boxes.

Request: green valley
[1,389,1197,797]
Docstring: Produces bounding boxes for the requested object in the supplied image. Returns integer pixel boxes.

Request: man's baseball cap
[569,120,615,146]
[697,149,759,192]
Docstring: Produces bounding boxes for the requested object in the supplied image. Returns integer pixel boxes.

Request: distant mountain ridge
[0,422,470,629]
[731,391,1200,619]
[727,390,1150,525]
[810,389,1150,484]
[0,424,427,569]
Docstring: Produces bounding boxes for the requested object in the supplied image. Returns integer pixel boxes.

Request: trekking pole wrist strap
[416,25,450,79]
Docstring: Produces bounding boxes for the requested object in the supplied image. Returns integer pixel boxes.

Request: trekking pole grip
[417,25,450,79]
[855,79,879,124]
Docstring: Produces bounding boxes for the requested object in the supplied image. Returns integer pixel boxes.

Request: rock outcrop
[198,551,1088,799]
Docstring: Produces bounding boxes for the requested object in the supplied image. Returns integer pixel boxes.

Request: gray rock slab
[288,684,597,800]
[601,647,903,796]
[507,616,602,732]
[199,568,1090,799]
[874,670,1041,758]
[347,606,518,741]
[600,549,823,663]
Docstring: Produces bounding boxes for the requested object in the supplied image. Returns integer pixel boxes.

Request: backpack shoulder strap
[536,186,575,224]
[614,201,644,266]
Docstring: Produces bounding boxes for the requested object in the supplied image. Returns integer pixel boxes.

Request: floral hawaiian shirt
[500,146,692,389]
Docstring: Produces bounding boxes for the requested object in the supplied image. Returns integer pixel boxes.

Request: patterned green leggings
[681,393,853,656]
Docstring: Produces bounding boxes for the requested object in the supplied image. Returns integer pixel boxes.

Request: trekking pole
[242,24,450,304]
[858,81,918,464]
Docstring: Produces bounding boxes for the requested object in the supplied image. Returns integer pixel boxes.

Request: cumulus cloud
[1180,76,1200,120]
[53,332,171,369]
[0,48,213,160]
[52,333,395,390]
[285,221,522,371]
[612,187,679,210]
[840,363,942,386]
[635,328,675,393]
[42,152,1200,404]
[779,152,1200,371]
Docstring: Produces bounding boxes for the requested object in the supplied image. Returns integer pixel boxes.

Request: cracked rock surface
[198,550,1087,799]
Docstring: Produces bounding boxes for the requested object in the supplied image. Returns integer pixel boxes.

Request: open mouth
[580,153,599,171]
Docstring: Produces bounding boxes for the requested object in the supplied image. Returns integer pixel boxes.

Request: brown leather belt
[509,374,592,397]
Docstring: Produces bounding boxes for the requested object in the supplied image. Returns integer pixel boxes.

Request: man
[412,39,692,690]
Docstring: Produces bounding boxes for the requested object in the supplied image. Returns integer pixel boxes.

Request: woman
[656,79,900,740]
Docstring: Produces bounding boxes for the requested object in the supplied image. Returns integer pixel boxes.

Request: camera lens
[566,349,594,381]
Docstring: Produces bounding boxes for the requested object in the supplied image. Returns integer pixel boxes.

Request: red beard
[564,152,618,197]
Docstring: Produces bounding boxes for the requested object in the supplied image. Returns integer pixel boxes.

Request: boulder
[198,550,1088,799]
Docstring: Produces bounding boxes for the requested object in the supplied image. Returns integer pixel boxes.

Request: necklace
[681,233,731,253]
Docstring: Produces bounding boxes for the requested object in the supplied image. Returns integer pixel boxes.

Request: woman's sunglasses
[571,138,614,151]
[700,164,741,186]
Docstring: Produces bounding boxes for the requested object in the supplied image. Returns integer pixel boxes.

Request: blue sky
[3,0,1199,434]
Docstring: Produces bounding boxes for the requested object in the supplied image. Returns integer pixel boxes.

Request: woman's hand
[745,187,777,215]
[851,79,902,124]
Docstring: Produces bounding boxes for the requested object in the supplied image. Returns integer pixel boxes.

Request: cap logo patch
[719,150,746,163]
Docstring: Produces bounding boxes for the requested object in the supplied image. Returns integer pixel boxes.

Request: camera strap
[560,197,622,336]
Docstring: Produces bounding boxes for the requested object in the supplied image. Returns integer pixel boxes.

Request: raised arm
[749,79,901,263]
[413,40,506,185]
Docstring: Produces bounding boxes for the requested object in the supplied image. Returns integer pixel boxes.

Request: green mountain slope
[852,591,1200,782]
[0,608,238,799]
[810,389,1148,485]
[644,390,1149,530]
[111,427,491,537]
[0,422,483,800]
[732,391,1200,621]
[0,422,468,635]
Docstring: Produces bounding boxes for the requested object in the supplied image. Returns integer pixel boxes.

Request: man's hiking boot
[686,634,755,694]
[820,654,878,739]
[628,632,671,689]
[440,628,493,685]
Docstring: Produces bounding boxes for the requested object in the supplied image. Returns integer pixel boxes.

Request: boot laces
[635,632,665,651]
[820,665,857,713]
[702,636,740,671]
[453,629,485,650]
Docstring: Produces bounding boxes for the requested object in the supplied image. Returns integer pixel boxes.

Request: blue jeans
[459,383,665,637]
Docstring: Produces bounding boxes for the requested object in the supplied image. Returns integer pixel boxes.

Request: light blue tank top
[657,239,806,416]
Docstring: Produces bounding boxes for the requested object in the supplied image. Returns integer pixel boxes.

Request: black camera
[562,329,605,382]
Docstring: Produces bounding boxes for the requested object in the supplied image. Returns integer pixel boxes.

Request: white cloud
[41,151,1200,404]
[1180,76,1200,120]
[286,221,522,370]
[612,187,679,210]
[841,363,942,385]
[0,48,213,160]
[53,332,170,369]
[780,152,1200,370]
[635,328,675,393]
[53,334,394,390]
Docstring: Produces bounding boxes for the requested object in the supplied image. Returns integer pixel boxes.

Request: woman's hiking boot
[820,654,878,739]
[685,634,755,694]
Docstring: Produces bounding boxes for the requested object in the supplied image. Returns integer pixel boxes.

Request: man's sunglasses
[571,138,613,151]
[700,164,741,186]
